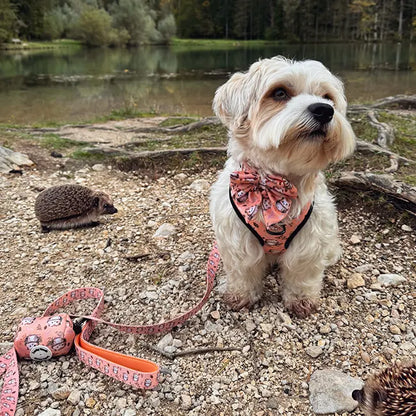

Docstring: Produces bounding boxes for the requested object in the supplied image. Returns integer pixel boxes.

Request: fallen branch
[164,117,220,133]
[367,110,395,148]
[332,171,416,214]
[348,94,416,112]
[371,94,416,109]
[355,140,414,165]
[146,345,243,360]
[125,147,227,159]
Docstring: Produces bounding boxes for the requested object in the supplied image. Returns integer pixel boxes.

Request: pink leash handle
[0,244,220,416]
[0,348,19,416]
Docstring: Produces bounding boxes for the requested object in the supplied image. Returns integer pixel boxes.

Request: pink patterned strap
[0,347,19,416]
[0,244,220,415]
[43,243,220,389]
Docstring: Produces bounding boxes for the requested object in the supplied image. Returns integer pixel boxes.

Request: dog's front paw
[223,293,255,310]
[286,298,318,318]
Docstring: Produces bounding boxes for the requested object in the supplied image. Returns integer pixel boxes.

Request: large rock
[189,179,210,192]
[309,369,363,414]
[38,409,61,416]
[0,146,34,173]
[153,223,177,238]
[377,273,406,287]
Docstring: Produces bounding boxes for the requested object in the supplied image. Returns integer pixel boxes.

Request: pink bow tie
[230,163,298,232]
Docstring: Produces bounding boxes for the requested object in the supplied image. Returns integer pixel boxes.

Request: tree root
[367,110,395,148]
[348,94,416,112]
[332,171,416,215]
[164,117,220,133]
[355,140,414,165]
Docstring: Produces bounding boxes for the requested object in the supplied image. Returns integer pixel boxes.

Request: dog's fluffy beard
[210,56,355,317]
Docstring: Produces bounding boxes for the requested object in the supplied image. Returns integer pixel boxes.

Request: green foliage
[0,0,17,42]
[3,0,415,45]
[43,9,65,40]
[171,0,416,41]
[4,0,175,46]
[157,14,176,42]
[110,0,160,45]
[175,0,214,38]
[73,6,116,46]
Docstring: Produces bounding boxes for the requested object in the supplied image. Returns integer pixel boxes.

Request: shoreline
[0,39,83,51]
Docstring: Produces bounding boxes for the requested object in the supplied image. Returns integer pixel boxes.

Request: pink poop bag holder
[0,244,220,416]
[14,314,75,360]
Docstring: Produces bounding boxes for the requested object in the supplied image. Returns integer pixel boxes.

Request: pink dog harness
[0,245,220,416]
[230,163,313,254]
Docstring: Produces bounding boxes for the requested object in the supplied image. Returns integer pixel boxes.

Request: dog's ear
[213,69,259,130]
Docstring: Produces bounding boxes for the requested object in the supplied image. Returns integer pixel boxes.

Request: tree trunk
[398,0,404,41]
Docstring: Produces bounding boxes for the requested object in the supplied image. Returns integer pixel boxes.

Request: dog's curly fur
[209,56,355,317]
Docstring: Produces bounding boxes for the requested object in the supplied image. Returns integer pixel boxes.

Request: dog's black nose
[308,103,334,124]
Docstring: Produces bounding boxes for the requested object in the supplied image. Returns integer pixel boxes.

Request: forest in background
[0,0,176,46]
[173,0,416,42]
[0,0,415,46]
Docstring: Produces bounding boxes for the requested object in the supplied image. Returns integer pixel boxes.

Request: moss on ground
[378,111,416,158]
[349,112,378,143]
[347,110,416,184]
[159,117,197,127]
[38,133,88,150]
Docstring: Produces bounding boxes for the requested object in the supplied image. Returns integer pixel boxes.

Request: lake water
[0,42,415,124]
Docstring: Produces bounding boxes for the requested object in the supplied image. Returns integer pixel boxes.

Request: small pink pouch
[13,313,75,360]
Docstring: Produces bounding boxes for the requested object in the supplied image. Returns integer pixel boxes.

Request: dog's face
[213,56,355,175]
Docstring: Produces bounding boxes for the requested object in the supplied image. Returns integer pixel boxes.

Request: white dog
[209,56,355,318]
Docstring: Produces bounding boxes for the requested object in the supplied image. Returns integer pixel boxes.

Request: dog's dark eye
[323,94,333,101]
[271,88,289,101]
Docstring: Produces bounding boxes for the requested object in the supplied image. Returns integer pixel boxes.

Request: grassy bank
[0,39,83,51]
[170,38,284,50]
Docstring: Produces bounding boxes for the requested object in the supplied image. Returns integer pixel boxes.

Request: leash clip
[72,317,89,334]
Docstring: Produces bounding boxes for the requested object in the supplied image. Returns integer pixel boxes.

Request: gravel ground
[1,162,415,416]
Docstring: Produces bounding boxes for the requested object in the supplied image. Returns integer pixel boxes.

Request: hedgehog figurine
[35,184,117,232]
[352,361,416,416]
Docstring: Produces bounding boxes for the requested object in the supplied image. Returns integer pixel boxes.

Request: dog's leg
[220,243,267,310]
[279,259,323,318]
[279,186,342,318]
[279,221,341,318]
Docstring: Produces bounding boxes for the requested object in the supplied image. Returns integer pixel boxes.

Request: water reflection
[0,42,415,123]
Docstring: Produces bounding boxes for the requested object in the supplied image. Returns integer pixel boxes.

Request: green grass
[70,149,109,161]
[378,111,416,158]
[159,117,196,127]
[170,38,283,50]
[0,39,83,50]
[345,109,416,185]
[126,123,227,151]
[95,107,159,122]
[39,133,88,150]
[349,113,378,142]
